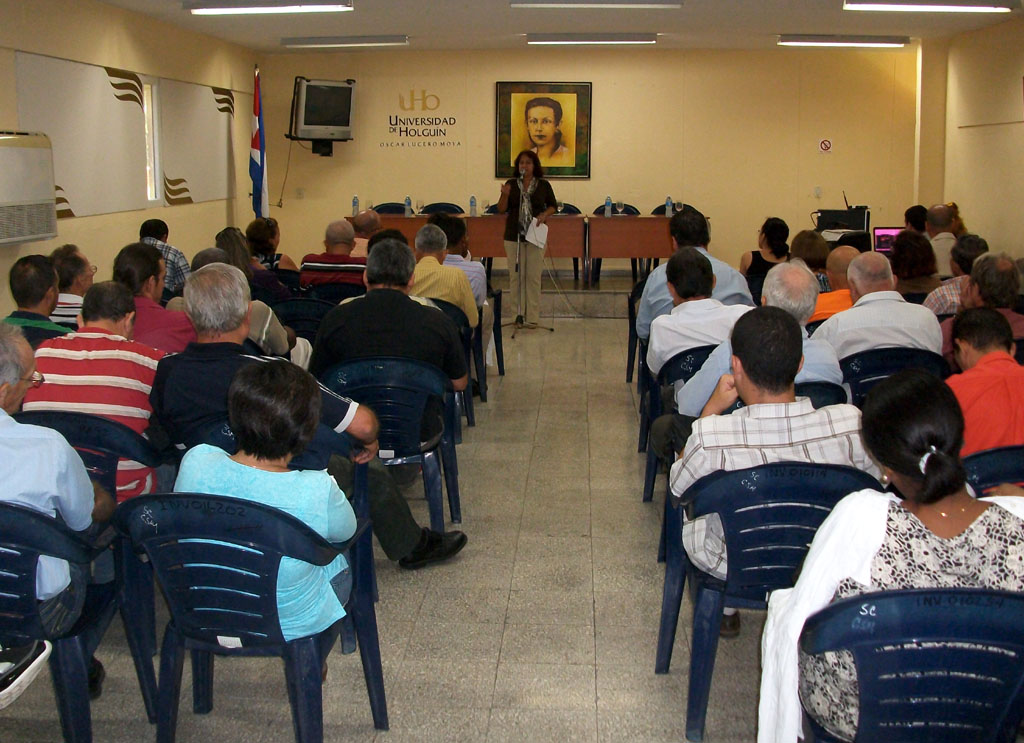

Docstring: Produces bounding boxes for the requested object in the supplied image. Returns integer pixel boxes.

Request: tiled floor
[1,318,764,742]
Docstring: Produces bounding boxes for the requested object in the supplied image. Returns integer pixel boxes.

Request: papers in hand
[526,218,548,250]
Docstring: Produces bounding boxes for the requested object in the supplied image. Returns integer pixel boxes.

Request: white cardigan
[757,490,1024,743]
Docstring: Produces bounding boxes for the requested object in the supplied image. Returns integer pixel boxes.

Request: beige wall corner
[944,18,1024,257]
[915,37,949,207]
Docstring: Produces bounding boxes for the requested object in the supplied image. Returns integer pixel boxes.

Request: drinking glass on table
[556,201,564,214]
[416,199,424,212]
[615,199,624,213]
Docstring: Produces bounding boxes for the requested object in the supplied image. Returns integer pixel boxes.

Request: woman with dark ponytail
[740,217,789,304]
[759,369,1024,743]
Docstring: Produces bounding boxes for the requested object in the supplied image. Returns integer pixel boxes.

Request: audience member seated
[946,308,1024,457]
[924,203,957,273]
[646,247,750,384]
[923,233,988,315]
[150,263,464,570]
[367,228,409,253]
[669,307,879,637]
[169,247,302,363]
[48,244,96,327]
[300,220,367,289]
[889,229,941,297]
[789,229,830,294]
[429,212,493,364]
[351,209,382,259]
[903,204,927,233]
[24,281,165,500]
[759,369,1024,743]
[411,224,479,328]
[676,262,841,418]
[174,360,356,642]
[813,251,942,359]
[3,255,69,349]
[112,242,196,353]
[636,205,754,341]
[246,216,298,272]
[309,238,469,405]
[217,226,291,305]
[0,323,115,695]
[139,218,190,297]
[807,246,858,323]
[940,252,1024,369]
[739,217,789,279]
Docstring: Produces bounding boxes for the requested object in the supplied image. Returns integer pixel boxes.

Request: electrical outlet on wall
[813,186,822,199]
[295,188,305,200]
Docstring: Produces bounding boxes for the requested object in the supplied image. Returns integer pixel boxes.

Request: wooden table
[587,215,674,285]
[464,215,585,259]
[376,215,428,246]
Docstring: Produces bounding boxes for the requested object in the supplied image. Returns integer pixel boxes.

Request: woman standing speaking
[498,150,557,327]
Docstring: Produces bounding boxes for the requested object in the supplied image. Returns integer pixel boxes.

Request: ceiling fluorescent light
[185,1,352,14]
[843,1,1016,12]
[526,33,658,45]
[512,1,681,8]
[282,35,409,48]
[778,34,910,47]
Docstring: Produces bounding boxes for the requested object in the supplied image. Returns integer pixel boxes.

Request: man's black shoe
[88,657,105,700]
[514,315,524,327]
[399,529,468,570]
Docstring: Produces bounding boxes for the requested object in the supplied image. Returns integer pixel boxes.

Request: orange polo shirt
[946,351,1024,457]
[808,289,853,324]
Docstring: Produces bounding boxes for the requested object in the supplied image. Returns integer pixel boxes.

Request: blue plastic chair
[13,410,162,722]
[432,298,480,422]
[372,202,406,215]
[1015,337,1024,365]
[320,358,461,532]
[840,347,949,408]
[626,277,647,383]
[271,268,302,296]
[271,298,336,344]
[115,493,388,743]
[656,463,881,743]
[800,588,1024,742]
[964,444,1024,495]
[307,282,365,304]
[794,380,849,407]
[639,344,717,490]
[0,502,121,742]
[488,288,505,377]
[420,201,464,215]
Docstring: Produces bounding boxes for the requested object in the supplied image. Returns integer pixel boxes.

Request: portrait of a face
[496,82,591,178]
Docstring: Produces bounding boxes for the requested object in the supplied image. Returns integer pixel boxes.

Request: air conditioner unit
[0,132,58,245]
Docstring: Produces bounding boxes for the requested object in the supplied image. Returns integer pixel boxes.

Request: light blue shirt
[676,329,843,417]
[635,246,755,340]
[175,444,357,642]
[0,409,94,599]
[444,254,488,307]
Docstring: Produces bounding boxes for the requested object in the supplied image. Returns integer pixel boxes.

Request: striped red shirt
[23,328,166,501]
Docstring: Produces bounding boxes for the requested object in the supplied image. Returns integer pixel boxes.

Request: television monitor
[289,77,355,141]
[872,227,902,254]
[815,207,869,233]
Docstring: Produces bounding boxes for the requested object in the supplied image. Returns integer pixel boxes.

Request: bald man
[813,251,942,359]
[351,209,382,259]
[300,219,367,288]
[807,245,859,323]
[925,203,957,273]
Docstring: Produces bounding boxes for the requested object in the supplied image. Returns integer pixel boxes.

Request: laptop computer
[872,227,902,254]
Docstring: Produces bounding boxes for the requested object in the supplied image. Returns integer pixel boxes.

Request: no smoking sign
[818,138,833,154]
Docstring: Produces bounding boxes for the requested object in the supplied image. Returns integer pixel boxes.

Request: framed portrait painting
[495,81,591,179]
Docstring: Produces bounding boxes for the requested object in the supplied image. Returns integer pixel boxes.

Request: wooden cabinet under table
[587,215,674,260]
[464,215,585,260]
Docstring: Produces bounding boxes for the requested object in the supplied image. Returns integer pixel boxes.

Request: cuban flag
[250,65,269,218]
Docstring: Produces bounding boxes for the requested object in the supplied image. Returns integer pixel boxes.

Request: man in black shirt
[3,255,70,349]
[151,263,466,570]
[309,239,468,388]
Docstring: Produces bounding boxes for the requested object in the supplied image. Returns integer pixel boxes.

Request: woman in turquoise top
[174,360,357,642]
